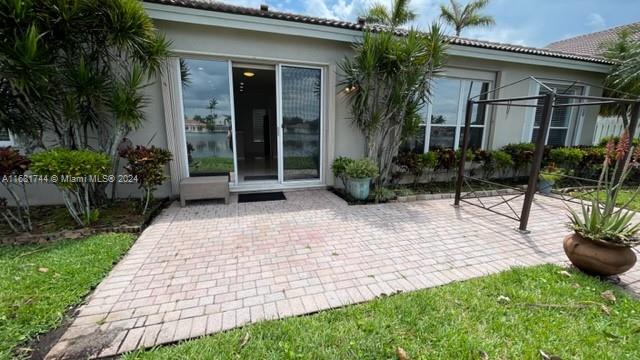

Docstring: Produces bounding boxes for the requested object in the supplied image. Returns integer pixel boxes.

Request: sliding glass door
[278,65,322,182]
[177,59,324,187]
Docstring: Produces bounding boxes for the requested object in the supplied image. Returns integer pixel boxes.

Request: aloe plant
[568,132,640,247]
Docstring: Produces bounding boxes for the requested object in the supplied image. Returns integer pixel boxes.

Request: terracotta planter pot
[563,232,637,276]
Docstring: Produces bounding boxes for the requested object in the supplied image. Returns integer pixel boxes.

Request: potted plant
[538,164,564,195]
[344,158,379,200]
[564,135,640,276]
[331,156,354,188]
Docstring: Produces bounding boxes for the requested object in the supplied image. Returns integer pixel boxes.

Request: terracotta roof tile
[546,22,640,57]
[145,0,614,65]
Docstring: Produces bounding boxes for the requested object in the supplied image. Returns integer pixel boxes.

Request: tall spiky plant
[363,0,416,28]
[439,0,495,37]
[339,23,448,185]
[568,131,640,247]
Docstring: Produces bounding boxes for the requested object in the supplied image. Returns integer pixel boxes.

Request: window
[531,84,583,146]
[180,58,234,176]
[0,127,13,146]
[419,77,490,152]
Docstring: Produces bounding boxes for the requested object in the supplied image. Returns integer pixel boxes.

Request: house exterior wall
[2,13,611,205]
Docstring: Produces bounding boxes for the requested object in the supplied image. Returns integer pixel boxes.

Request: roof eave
[144,2,612,74]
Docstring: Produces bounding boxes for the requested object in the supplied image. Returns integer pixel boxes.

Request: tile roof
[145,0,614,65]
[546,22,640,57]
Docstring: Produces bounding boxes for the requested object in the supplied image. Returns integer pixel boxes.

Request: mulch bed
[1,198,169,245]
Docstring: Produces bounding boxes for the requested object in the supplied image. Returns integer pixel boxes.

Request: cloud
[586,13,606,30]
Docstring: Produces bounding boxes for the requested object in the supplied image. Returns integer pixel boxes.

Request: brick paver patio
[46,190,640,359]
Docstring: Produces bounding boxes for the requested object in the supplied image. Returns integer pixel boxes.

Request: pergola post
[454,100,475,206]
[519,92,554,232]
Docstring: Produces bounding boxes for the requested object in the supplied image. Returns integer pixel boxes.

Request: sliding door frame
[277,63,325,185]
[172,50,327,191]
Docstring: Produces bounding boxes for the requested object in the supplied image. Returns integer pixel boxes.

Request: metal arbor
[453,76,640,232]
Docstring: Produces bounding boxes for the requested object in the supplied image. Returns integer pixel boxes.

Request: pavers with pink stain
[45,190,640,359]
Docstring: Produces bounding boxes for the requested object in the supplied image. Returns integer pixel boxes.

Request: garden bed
[331,178,529,205]
[0,198,169,245]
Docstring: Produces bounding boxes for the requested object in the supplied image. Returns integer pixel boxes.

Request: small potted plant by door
[344,158,379,200]
[538,164,564,195]
[565,135,640,276]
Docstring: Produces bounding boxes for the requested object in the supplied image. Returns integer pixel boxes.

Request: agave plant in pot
[344,158,379,200]
[565,134,640,276]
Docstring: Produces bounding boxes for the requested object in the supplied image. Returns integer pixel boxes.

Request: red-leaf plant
[0,147,32,232]
[122,145,172,215]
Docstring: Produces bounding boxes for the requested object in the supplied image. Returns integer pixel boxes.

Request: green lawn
[124,264,640,359]
[573,189,640,211]
[0,233,135,359]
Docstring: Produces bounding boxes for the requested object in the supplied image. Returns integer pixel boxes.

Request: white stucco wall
[3,11,611,205]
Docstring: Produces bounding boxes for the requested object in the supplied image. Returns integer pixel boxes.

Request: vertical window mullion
[454,80,466,150]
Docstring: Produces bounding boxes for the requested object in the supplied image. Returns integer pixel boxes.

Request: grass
[0,233,135,359]
[572,188,640,211]
[189,156,233,174]
[124,264,640,359]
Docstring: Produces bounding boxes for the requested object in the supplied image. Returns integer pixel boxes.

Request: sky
[220,0,640,48]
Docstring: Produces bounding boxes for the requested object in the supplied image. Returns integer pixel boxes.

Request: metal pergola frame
[453,76,640,233]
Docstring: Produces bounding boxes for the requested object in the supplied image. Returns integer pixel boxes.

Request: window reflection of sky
[181,59,232,119]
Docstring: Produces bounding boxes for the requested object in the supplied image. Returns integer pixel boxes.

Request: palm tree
[601,29,640,126]
[339,23,447,184]
[439,0,495,37]
[364,0,416,28]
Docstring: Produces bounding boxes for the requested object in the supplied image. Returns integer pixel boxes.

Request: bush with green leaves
[122,146,172,214]
[371,186,395,203]
[394,151,438,184]
[501,143,535,176]
[492,150,514,177]
[30,149,111,226]
[597,136,640,148]
[0,147,31,232]
[455,148,475,164]
[549,147,584,169]
[344,158,379,179]
[436,149,457,171]
[331,157,354,187]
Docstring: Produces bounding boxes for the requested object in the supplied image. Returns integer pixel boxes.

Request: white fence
[593,116,640,145]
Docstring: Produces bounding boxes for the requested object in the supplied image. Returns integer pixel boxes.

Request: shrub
[0,147,32,232]
[122,146,172,214]
[501,143,535,176]
[332,157,354,187]
[597,136,640,148]
[474,150,495,179]
[394,152,438,184]
[492,150,514,177]
[371,186,395,203]
[549,147,584,169]
[455,148,475,164]
[30,149,111,226]
[436,149,457,171]
[344,158,379,179]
